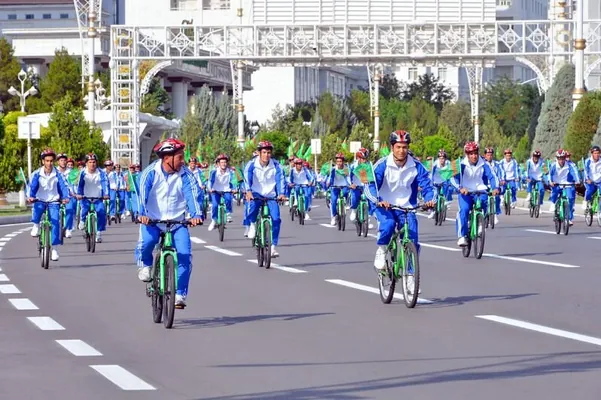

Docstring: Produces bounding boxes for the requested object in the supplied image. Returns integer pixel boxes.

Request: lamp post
[250,123,259,140]
[84,79,109,110]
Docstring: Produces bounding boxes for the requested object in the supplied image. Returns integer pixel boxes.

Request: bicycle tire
[151,256,163,323]
[378,242,396,304]
[355,216,362,236]
[337,203,342,231]
[59,209,65,239]
[263,218,272,269]
[534,204,540,218]
[401,241,420,308]
[41,224,50,269]
[563,201,570,236]
[162,254,176,329]
[529,202,534,218]
[298,197,305,226]
[585,207,593,226]
[474,213,485,259]
[290,205,295,221]
[597,209,601,227]
[255,231,264,267]
[362,202,369,238]
[341,203,346,231]
[90,215,96,253]
[218,207,225,242]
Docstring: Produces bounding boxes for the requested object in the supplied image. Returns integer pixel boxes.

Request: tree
[348,89,371,127]
[0,38,21,112]
[532,64,575,158]
[316,92,355,138]
[514,134,530,162]
[348,121,372,150]
[439,101,473,149]
[422,135,453,158]
[480,114,507,154]
[400,73,454,113]
[564,92,601,160]
[407,98,438,135]
[380,74,401,100]
[47,94,109,162]
[379,98,410,136]
[140,78,172,118]
[0,112,28,193]
[40,48,82,109]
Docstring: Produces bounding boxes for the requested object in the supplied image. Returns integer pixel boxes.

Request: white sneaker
[247,223,256,239]
[330,217,337,226]
[138,267,151,282]
[284,201,289,206]
[125,210,131,216]
[51,248,59,261]
[406,275,421,295]
[511,201,516,209]
[569,220,574,226]
[78,221,85,230]
[271,245,279,258]
[427,211,435,219]
[175,294,186,307]
[457,237,468,247]
[494,216,499,225]
[95,231,102,243]
[30,224,40,237]
[227,213,233,223]
[243,226,249,237]
[525,193,531,202]
[350,210,357,221]
[374,246,387,270]
[65,229,72,238]
[582,201,589,210]
[304,212,311,220]
[208,220,216,231]
[549,203,555,213]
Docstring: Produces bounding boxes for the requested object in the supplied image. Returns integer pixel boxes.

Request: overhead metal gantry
[110,19,601,164]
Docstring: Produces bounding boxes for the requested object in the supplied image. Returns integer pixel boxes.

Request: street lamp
[8,69,38,113]
[250,123,259,139]
[84,79,109,110]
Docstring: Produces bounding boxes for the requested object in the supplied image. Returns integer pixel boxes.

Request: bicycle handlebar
[31,199,62,204]
[146,219,197,227]
[80,196,105,201]
[382,204,431,212]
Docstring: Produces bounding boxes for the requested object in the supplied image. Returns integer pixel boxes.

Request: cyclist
[106,161,123,222]
[525,150,546,206]
[208,153,235,231]
[110,163,127,221]
[136,138,203,308]
[327,153,351,226]
[365,131,435,293]
[29,148,71,261]
[289,157,314,220]
[350,148,370,222]
[500,148,519,209]
[76,153,109,242]
[56,153,76,238]
[428,149,453,219]
[453,142,499,247]
[483,147,502,225]
[242,151,260,237]
[244,141,286,257]
[549,149,580,224]
[582,145,601,210]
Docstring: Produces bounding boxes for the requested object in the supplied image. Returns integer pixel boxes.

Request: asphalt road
[1,199,601,399]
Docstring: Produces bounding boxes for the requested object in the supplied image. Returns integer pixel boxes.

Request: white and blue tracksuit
[290,166,314,212]
[77,168,109,232]
[365,155,435,251]
[327,166,351,217]
[526,158,546,205]
[243,157,285,245]
[501,158,519,203]
[57,167,77,230]
[583,157,601,202]
[30,167,70,246]
[431,160,453,201]
[485,159,503,216]
[549,161,580,220]
[108,170,126,216]
[452,157,498,238]
[135,161,202,298]
[208,168,235,221]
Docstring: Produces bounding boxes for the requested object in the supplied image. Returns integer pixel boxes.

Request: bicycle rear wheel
[59,209,65,239]
[563,201,570,236]
[401,241,420,308]
[554,206,562,234]
[255,233,264,267]
[585,207,593,226]
[534,204,540,218]
[218,207,225,242]
[474,214,486,259]
[298,199,305,225]
[162,254,176,329]
[151,256,163,323]
[263,219,272,269]
[41,225,50,270]
[90,215,96,253]
[378,242,396,304]
[340,203,346,231]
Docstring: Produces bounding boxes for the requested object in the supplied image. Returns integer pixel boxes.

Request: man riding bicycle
[549,149,580,225]
[29,148,71,261]
[76,153,109,243]
[350,148,371,223]
[208,153,236,231]
[525,150,546,206]
[135,138,203,308]
[56,152,76,238]
[582,145,601,210]
[289,157,315,220]
[327,153,351,226]
[244,141,286,258]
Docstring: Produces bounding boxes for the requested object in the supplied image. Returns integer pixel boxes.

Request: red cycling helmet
[437,149,447,158]
[356,150,367,159]
[532,150,542,157]
[293,158,303,164]
[104,160,114,167]
[591,145,601,153]
[303,161,310,168]
[66,158,74,164]
[565,151,572,158]
[484,147,494,154]
[56,153,68,160]
[215,153,229,162]
[257,141,273,150]
[40,147,56,160]
[153,138,186,157]
[389,130,411,145]
[200,162,209,169]
[556,149,567,158]
[335,152,345,160]
[85,153,97,162]
[464,142,479,153]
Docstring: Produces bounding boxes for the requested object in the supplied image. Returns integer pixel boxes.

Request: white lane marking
[312,205,321,208]
[588,237,601,240]
[90,365,156,391]
[5,233,18,238]
[515,206,585,218]
[420,243,462,252]
[0,242,6,247]
[9,298,38,310]
[0,274,9,281]
[247,259,307,273]
[525,229,556,235]
[190,236,206,244]
[0,223,33,228]
[0,267,3,272]
[320,224,336,228]
[56,340,102,356]
[27,316,65,331]
[0,284,20,294]
[205,245,242,257]
[326,279,434,304]
[0,237,11,242]
[476,315,601,347]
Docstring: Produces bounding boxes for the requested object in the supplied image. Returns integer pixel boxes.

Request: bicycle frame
[469,192,486,239]
[39,206,52,248]
[158,228,179,295]
[385,207,419,278]
[255,198,274,248]
[557,186,570,221]
[357,192,368,223]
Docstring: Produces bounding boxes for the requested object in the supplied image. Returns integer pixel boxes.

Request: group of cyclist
[25,130,601,306]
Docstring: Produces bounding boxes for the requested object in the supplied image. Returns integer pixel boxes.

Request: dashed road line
[0,237,11,242]
[0,284,20,294]
[326,278,434,304]
[525,229,556,235]
[9,298,38,310]
[190,236,206,244]
[588,236,601,240]
[90,365,156,391]
[205,245,242,257]
[56,340,103,356]
[27,316,65,331]
[0,274,9,281]
[247,259,307,273]
[320,224,336,228]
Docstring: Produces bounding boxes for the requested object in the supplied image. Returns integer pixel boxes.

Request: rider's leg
[224,192,233,213]
[79,199,91,228]
[373,207,395,269]
[456,193,474,239]
[267,199,281,246]
[135,223,161,280]
[48,203,63,246]
[566,186,576,220]
[109,189,117,216]
[95,199,107,232]
[173,225,193,298]
[118,191,126,215]
[330,188,340,217]
[210,192,221,221]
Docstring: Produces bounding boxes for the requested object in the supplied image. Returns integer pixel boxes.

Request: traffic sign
[311,138,322,155]
[18,117,41,140]
[350,141,362,153]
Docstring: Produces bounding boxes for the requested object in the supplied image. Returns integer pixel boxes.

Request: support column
[191,82,204,96]
[467,65,483,144]
[372,65,382,152]
[169,77,188,119]
[236,61,245,147]
[87,0,97,125]
[573,0,586,110]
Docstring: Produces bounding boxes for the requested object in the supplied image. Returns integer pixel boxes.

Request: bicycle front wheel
[90,215,97,253]
[474,213,486,259]
[162,254,176,329]
[151,256,163,323]
[218,207,225,242]
[401,241,420,308]
[41,224,51,270]
[340,203,346,231]
[563,201,570,236]
[361,202,369,238]
[585,207,593,226]
[262,218,272,269]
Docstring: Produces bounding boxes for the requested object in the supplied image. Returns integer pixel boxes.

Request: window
[43,14,51,19]
[171,0,198,10]
[408,67,418,81]
[203,0,230,10]
[8,14,16,20]
[438,68,447,82]
[60,13,68,19]
[25,14,34,20]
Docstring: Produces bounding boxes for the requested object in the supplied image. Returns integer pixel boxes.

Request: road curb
[0,215,31,226]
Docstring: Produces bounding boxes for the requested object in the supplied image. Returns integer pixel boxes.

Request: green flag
[335,166,350,177]
[439,163,454,181]
[341,139,348,152]
[184,147,191,163]
[196,139,202,160]
[352,162,375,184]
[320,163,331,176]
[422,159,432,172]
[127,171,138,195]
[287,141,298,158]
[379,145,390,157]
[303,145,312,161]
[68,168,80,185]
[296,143,305,158]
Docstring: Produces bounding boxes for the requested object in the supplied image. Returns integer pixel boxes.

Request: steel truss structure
[111,20,601,164]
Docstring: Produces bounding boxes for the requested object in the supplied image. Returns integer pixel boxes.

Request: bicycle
[81,197,103,253]
[461,191,488,260]
[433,184,447,226]
[584,184,601,227]
[115,191,123,223]
[288,186,298,222]
[331,186,347,231]
[377,205,425,308]
[502,182,512,215]
[528,180,542,219]
[325,188,331,209]
[34,200,60,270]
[59,203,67,239]
[553,184,573,235]
[252,197,277,269]
[144,219,195,329]
[212,191,229,242]
[104,198,111,226]
[292,185,309,225]
[485,189,496,229]
[355,191,370,237]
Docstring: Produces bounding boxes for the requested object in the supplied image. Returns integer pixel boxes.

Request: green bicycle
[502,183,512,216]
[461,191,487,260]
[553,184,573,235]
[35,200,60,270]
[291,184,308,225]
[528,180,543,219]
[145,220,194,329]
[485,189,496,230]
[252,197,276,269]
[355,191,370,237]
[104,198,111,226]
[332,186,347,231]
[59,203,67,239]
[584,184,601,227]
[325,188,331,209]
[213,191,228,242]
[433,184,447,226]
[377,205,423,308]
[81,196,102,253]
[288,185,298,221]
